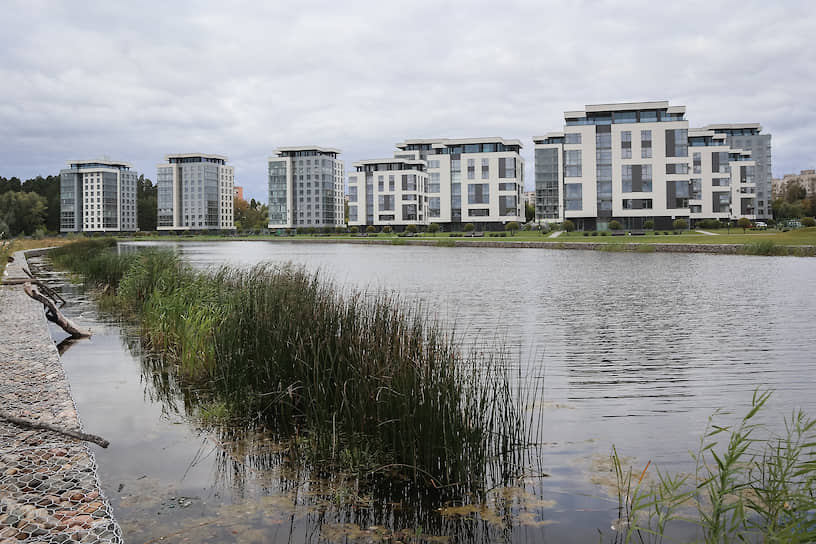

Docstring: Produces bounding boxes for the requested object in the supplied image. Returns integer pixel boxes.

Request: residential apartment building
[703,124,771,220]
[534,102,763,229]
[688,129,757,222]
[394,138,524,229]
[773,169,816,200]
[267,147,344,229]
[59,159,138,232]
[156,153,234,231]
[347,157,428,227]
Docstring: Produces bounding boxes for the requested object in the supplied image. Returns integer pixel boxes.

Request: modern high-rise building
[156,153,235,231]
[702,124,771,220]
[534,102,764,229]
[347,157,429,227]
[59,159,139,232]
[267,147,344,229]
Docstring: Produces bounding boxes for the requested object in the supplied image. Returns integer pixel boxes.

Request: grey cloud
[1,0,814,201]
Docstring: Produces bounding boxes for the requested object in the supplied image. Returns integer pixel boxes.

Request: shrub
[405,224,417,234]
[737,217,752,232]
[801,217,816,227]
[428,223,440,235]
[366,225,377,234]
[350,226,359,234]
[504,221,520,235]
[673,231,680,235]
[664,231,670,235]
[335,226,346,234]
[654,231,661,235]
[583,231,590,237]
[672,219,688,231]
[463,223,475,233]
[563,220,575,232]
[591,231,598,236]
[601,231,609,236]
[322,226,333,235]
[643,220,654,230]
[609,220,622,231]
[307,227,317,235]
[698,219,721,230]
[382,225,393,234]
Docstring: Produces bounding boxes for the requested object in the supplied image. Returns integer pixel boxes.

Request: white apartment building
[156,154,235,231]
[392,138,525,229]
[347,158,428,227]
[59,160,138,232]
[688,129,757,222]
[703,124,771,220]
[267,147,344,229]
[535,101,690,231]
[535,103,768,229]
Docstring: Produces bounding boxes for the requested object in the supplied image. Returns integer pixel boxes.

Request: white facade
[268,147,344,229]
[688,129,757,221]
[59,160,138,232]
[393,137,525,228]
[156,154,234,230]
[347,158,428,227]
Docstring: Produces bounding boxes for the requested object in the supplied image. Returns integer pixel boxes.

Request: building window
[622,198,653,209]
[467,159,475,179]
[467,183,489,204]
[665,129,688,158]
[498,157,516,178]
[481,158,489,179]
[468,208,489,217]
[693,152,702,174]
[621,131,632,159]
[565,150,582,177]
[565,133,582,144]
[641,130,652,158]
[565,183,582,210]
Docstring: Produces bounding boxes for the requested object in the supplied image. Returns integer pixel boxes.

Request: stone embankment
[1,250,122,543]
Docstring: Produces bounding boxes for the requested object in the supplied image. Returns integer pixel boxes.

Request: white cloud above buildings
[1,0,813,201]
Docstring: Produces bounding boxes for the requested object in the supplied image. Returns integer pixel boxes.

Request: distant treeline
[0,174,158,236]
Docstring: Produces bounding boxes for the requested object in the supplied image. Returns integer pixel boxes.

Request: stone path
[1,250,122,543]
[695,230,720,236]
[548,230,564,238]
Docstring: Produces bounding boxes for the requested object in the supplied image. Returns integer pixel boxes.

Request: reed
[50,240,535,495]
[611,389,816,543]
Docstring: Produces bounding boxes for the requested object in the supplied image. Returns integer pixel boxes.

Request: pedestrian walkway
[0,250,122,543]
[695,230,720,236]
[548,230,564,238]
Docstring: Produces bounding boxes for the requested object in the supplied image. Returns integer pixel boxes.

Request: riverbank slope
[0,249,122,543]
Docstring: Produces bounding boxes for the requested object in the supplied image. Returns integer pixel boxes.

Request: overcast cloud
[1,0,814,201]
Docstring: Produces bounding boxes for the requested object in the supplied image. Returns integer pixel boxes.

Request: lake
[34,241,816,542]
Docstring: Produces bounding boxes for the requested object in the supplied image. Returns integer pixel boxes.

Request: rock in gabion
[1,250,123,543]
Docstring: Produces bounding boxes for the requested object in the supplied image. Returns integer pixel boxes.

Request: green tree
[0,176,22,194]
[137,175,158,231]
[672,219,688,231]
[463,223,475,233]
[525,202,535,223]
[505,221,520,235]
[0,191,47,235]
[22,175,60,232]
[609,220,622,231]
[234,197,268,231]
[801,217,816,227]
[737,217,752,232]
[563,220,575,232]
[428,223,440,235]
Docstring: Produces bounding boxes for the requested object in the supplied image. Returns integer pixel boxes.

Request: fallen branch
[2,278,66,305]
[23,282,91,338]
[0,410,109,448]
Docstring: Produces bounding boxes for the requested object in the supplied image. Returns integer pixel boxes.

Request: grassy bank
[0,236,74,276]
[50,239,533,493]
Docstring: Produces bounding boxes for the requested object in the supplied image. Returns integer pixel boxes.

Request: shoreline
[121,236,816,256]
[0,249,122,543]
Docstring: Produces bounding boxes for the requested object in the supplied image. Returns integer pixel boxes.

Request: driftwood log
[2,278,66,305]
[23,282,91,339]
[0,410,109,448]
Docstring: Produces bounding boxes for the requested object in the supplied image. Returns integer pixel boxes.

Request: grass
[1,236,77,276]
[49,239,537,496]
[611,389,816,543]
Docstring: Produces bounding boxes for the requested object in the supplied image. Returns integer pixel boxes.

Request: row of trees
[772,183,816,220]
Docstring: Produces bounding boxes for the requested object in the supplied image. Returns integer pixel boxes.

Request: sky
[1,0,814,202]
